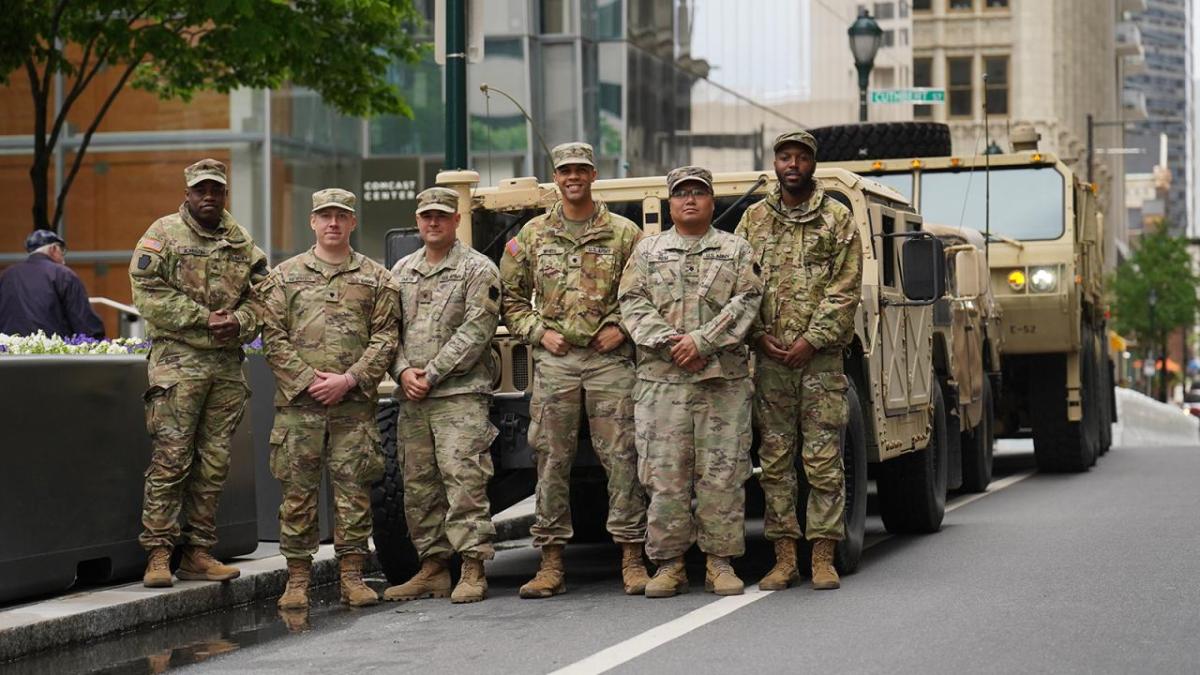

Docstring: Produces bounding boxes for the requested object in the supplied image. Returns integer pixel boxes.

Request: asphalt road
[23,443,1200,675]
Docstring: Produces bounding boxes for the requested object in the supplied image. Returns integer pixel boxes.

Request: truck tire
[1030,335,1098,473]
[569,474,611,544]
[959,376,995,493]
[371,398,420,585]
[809,122,952,162]
[1098,350,1114,456]
[876,385,949,534]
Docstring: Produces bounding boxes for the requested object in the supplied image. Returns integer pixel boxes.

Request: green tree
[0,0,425,232]
[1110,219,1200,400]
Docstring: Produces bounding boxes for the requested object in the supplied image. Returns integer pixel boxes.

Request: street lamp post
[848,9,883,123]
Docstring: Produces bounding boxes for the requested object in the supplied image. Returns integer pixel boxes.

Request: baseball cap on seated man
[26,229,66,252]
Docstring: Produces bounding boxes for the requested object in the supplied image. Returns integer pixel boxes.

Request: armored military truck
[371,167,953,582]
[923,222,1002,493]
[827,134,1115,474]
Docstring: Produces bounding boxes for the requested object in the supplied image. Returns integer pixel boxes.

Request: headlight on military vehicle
[1029,267,1058,293]
[1007,270,1026,292]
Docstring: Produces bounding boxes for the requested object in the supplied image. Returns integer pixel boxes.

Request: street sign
[870,88,946,104]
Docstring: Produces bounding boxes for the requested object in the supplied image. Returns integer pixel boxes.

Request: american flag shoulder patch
[505,238,520,256]
[139,237,164,252]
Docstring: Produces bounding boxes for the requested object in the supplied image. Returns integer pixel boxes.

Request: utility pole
[444,0,468,170]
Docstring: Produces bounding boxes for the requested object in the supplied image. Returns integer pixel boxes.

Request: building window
[899,28,909,46]
[874,2,895,19]
[541,0,571,34]
[949,0,973,10]
[985,0,1008,7]
[984,55,1009,115]
[900,1,910,18]
[948,56,973,117]
[881,29,895,47]
[914,57,933,119]
[913,0,931,10]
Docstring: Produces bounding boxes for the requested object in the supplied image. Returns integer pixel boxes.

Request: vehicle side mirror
[901,236,946,303]
[954,248,982,298]
[384,228,425,270]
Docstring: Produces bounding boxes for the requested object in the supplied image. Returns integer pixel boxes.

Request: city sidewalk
[0,499,534,663]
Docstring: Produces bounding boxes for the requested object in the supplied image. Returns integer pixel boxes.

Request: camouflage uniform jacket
[259,248,400,406]
[390,241,501,397]
[618,226,763,383]
[499,200,641,347]
[129,204,268,350]
[734,184,863,351]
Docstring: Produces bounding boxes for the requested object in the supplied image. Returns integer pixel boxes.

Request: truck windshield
[919,166,1064,241]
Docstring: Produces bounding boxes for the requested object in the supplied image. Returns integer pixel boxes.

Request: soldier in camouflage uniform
[618,166,763,598]
[381,187,501,605]
[499,142,650,598]
[734,131,863,591]
[260,188,400,609]
[130,159,268,588]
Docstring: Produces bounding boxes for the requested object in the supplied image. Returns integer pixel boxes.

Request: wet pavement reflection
[0,576,388,675]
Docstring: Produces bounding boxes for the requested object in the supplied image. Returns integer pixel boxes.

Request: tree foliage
[1,0,426,232]
[1110,219,1200,345]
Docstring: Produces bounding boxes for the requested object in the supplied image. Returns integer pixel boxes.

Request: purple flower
[0,345,7,353]
[245,337,264,351]
[64,334,100,346]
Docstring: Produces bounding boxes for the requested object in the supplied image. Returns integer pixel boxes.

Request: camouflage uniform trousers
[140,342,249,551]
[399,393,498,561]
[527,344,647,548]
[268,400,385,560]
[754,351,849,542]
[634,377,753,561]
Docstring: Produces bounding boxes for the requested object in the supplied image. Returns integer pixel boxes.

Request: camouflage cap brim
[186,172,227,187]
[311,202,355,213]
[415,203,456,214]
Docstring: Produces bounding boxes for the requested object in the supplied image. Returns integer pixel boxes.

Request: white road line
[945,469,1036,513]
[547,590,774,675]
[547,468,1036,675]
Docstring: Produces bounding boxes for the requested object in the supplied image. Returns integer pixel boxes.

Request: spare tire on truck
[371,398,419,584]
[809,122,953,162]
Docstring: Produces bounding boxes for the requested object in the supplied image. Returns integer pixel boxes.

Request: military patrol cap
[26,229,66,252]
[184,158,227,187]
[551,142,595,169]
[311,188,356,213]
[666,165,713,193]
[415,187,459,215]
[772,130,818,157]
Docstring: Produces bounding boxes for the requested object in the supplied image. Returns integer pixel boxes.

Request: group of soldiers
[128,128,863,612]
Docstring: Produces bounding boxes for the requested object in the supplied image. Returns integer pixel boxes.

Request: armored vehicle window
[919,166,1065,241]
[881,213,896,287]
[471,207,545,264]
[867,172,914,202]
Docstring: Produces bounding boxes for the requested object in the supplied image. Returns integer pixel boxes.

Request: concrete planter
[0,355,257,605]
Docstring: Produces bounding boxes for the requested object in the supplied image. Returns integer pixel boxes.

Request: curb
[0,512,536,663]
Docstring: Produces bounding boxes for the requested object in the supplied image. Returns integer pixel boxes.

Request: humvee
[828,136,1115,473]
[924,222,1002,493]
[371,167,962,582]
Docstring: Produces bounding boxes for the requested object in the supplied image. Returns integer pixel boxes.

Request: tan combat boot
[758,538,800,591]
[451,557,488,604]
[811,539,841,590]
[277,559,312,609]
[644,557,688,598]
[383,556,452,601]
[339,553,380,607]
[704,555,744,596]
[143,547,173,588]
[620,543,650,595]
[519,544,566,599]
[176,546,240,582]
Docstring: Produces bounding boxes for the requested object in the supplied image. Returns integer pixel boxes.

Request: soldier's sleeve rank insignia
[138,237,164,252]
